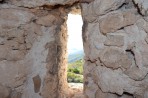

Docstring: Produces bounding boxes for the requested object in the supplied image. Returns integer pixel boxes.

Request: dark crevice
[117,24,134,31]
[39,0,92,11]
[117,2,127,10]
[126,50,135,57]
[126,49,136,67]
[118,27,124,30]
[8,0,79,10]
[98,57,105,66]
[0,0,5,4]
[119,92,134,98]
[87,59,97,63]
[7,37,15,40]
[132,0,144,16]
[12,49,19,50]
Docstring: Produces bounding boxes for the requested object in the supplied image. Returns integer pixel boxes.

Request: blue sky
[67,14,83,54]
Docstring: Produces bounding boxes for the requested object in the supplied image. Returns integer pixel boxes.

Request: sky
[67,13,83,54]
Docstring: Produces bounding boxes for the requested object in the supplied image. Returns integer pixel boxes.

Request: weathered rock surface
[8,0,93,7]
[133,0,148,15]
[0,0,148,98]
[99,10,138,35]
[0,84,10,98]
[104,33,125,47]
[100,47,131,69]
[82,0,148,98]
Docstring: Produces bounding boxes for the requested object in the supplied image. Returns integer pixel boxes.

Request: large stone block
[0,9,34,29]
[99,10,137,35]
[94,65,145,96]
[95,88,118,98]
[100,47,131,69]
[104,33,125,47]
[124,66,148,81]
[81,0,125,22]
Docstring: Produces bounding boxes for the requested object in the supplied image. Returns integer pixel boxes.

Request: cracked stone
[100,47,131,69]
[104,33,125,47]
[94,65,145,95]
[0,9,34,29]
[133,0,148,16]
[99,10,137,35]
[124,66,148,81]
[81,0,125,22]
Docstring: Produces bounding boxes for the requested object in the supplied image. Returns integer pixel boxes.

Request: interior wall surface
[81,0,148,98]
[0,0,148,98]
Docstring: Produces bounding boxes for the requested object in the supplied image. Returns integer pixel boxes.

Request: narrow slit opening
[66,12,84,90]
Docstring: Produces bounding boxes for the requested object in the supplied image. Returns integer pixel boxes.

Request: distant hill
[68,50,84,63]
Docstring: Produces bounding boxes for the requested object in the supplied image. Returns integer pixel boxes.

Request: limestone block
[95,88,118,98]
[136,19,148,33]
[100,47,131,69]
[124,25,147,44]
[99,10,137,35]
[95,0,125,15]
[104,33,125,47]
[6,29,24,39]
[94,65,145,96]
[0,9,34,29]
[0,61,27,88]
[6,50,26,61]
[84,23,106,61]
[124,66,148,81]
[81,0,125,22]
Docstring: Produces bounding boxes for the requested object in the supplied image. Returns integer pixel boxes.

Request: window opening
[67,13,84,89]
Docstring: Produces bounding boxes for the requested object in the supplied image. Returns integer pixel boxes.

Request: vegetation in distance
[67,59,84,83]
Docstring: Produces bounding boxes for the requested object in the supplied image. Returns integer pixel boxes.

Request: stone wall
[82,0,148,98]
[0,1,69,97]
[0,0,148,98]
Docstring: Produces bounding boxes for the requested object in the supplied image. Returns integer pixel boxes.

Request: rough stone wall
[0,0,148,98]
[0,1,70,97]
[81,0,148,98]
